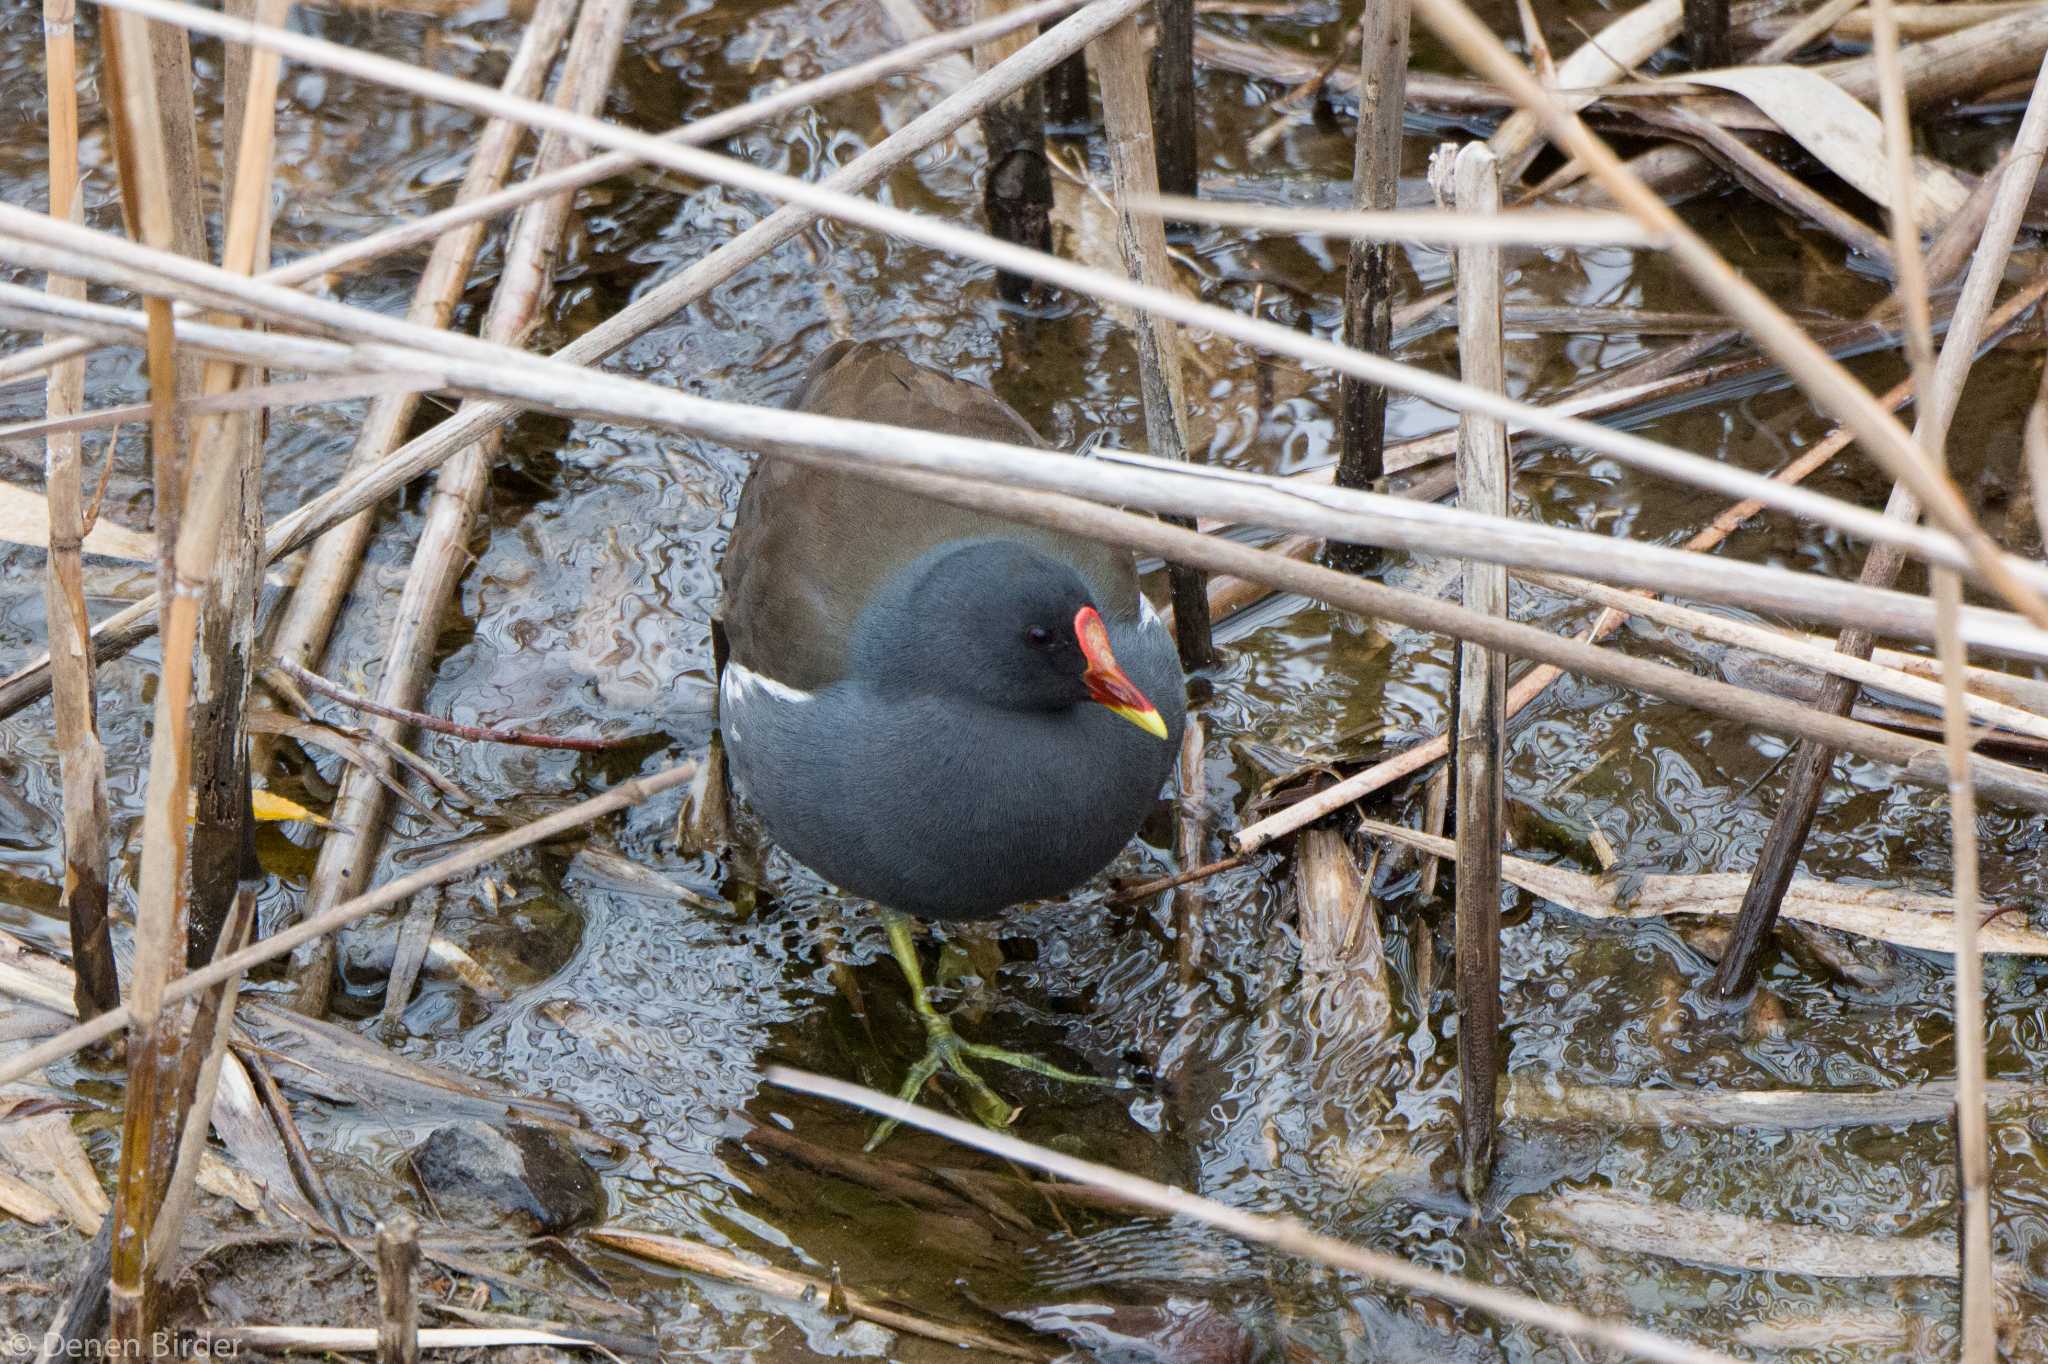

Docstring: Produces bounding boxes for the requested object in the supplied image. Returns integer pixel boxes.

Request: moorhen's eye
[1026,625,1053,647]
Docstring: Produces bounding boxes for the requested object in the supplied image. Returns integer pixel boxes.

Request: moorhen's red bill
[717,340,1186,1132]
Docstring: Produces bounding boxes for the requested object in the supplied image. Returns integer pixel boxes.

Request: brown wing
[720,340,1141,690]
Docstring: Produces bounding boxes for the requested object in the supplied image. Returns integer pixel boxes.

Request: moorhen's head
[854,539,1170,738]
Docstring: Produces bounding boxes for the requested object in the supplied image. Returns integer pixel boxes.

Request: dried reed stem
[98,6,201,1345]
[1328,0,1409,572]
[1139,197,1652,246]
[1869,3,1995,1350]
[40,0,117,1021]
[1094,13,1213,668]
[185,0,284,977]
[376,1211,421,1364]
[1448,140,1505,1202]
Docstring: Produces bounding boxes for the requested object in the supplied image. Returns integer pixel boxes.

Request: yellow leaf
[250,790,333,828]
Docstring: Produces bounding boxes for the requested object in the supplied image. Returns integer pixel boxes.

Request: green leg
[866,910,1127,1150]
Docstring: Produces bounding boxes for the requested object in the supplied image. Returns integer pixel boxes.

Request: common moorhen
[719,339,1186,1128]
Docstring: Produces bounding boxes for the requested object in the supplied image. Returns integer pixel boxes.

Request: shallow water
[3,0,2048,1358]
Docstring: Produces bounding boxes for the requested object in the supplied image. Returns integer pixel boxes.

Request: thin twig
[270,659,634,753]
[1110,853,1249,904]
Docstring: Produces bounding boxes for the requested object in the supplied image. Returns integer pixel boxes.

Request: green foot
[865,911,1128,1150]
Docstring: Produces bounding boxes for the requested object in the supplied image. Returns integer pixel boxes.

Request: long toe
[957,1041,1132,1090]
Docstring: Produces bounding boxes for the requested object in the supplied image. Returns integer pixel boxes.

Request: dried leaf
[1687,66,1972,221]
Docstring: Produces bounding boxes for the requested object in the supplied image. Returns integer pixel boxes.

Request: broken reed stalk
[1448,141,1505,1203]
[40,0,118,1021]
[1868,4,1995,1351]
[1148,0,1196,204]
[253,0,580,781]
[1710,49,2048,1000]
[1327,0,1409,572]
[290,0,631,1018]
[0,760,699,1092]
[186,0,285,973]
[1094,12,1213,670]
[0,0,1151,724]
[976,0,1053,301]
[1405,0,2048,631]
[97,5,204,1346]
[768,1067,1742,1364]
[132,0,289,1292]
[376,1211,421,1364]
[271,658,629,751]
